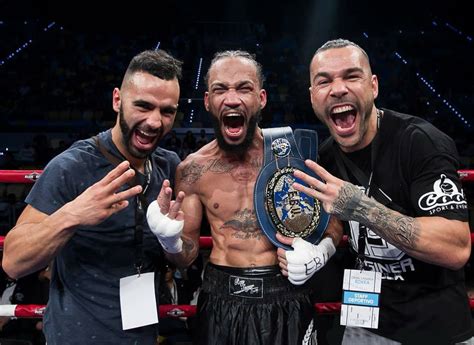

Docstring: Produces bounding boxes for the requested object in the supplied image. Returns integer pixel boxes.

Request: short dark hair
[313,38,371,66]
[205,50,265,88]
[123,49,183,82]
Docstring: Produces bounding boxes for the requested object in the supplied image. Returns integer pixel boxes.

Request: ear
[309,86,316,107]
[259,88,267,109]
[112,87,121,113]
[204,91,210,111]
[371,74,379,99]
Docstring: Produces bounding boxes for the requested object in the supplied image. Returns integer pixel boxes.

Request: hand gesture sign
[147,179,186,254]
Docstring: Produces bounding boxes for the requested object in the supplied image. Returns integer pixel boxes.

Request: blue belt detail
[254,127,330,250]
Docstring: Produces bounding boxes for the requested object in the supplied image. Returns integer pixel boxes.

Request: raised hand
[62,161,142,226]
[147,179,186,253]
[292,160,364,221]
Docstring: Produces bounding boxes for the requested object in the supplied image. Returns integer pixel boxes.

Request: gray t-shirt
[26,129,180,345]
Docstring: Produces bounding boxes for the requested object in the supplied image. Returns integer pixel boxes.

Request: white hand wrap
[146,200,184,254]
[286,237,336,285]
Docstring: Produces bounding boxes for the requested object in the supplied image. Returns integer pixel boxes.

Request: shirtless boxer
[147,50,342,345]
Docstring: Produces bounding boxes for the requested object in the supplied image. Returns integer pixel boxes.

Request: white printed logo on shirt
[418,174,466,214]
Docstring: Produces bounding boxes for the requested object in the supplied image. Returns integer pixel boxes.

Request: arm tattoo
[182,237,196,253]
[332,182,420,251]
[180,161,205,184]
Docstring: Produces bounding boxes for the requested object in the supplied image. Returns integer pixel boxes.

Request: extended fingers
[98,162,139,196]
[277,247,288,275]
[101,161,132,185]
[112,185,143,205]
[168,191,185,219]
[157,179,173,214]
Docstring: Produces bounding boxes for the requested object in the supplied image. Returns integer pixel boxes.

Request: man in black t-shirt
[277,39,474,344]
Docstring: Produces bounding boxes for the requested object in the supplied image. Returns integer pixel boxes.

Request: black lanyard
[93,136,151,275]
[134,159,151,275]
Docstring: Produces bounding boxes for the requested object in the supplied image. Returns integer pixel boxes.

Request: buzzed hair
[205,50,265,88]
[122,49,183,86]
[312,39,372,73]
[314,39,369,61]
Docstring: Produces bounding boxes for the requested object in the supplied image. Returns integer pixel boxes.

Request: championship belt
[254,127,330,250]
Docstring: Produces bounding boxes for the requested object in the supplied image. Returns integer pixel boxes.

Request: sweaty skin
[176,134,278,267]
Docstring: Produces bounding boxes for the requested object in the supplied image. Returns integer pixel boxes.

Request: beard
[119,106,163,159]
[211,109,261,156]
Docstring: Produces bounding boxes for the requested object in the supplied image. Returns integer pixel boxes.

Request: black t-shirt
[320,109,473,343]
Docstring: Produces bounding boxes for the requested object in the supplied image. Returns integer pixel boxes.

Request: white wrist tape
[146,200,184,254]
[286,237,336,285]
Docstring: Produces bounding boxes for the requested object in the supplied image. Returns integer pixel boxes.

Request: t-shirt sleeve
[25,153,80,215]
[404,127,468,221]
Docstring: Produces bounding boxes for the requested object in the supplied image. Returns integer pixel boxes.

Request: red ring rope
[0,299,471,319]
[1,169,474,183]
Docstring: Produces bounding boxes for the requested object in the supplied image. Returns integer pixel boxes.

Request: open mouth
[223,113,245,138]
[330,105,357,134]
[134,128,159,149]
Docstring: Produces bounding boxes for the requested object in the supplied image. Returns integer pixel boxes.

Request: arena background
[0,0,473,344]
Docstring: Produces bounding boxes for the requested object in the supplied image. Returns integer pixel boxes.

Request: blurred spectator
[158,262,194,345]
[195,130,209,149]
[182,131,196,152]
[164,130,181,154]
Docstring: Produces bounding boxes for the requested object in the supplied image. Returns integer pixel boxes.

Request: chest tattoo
[180,157,262,185]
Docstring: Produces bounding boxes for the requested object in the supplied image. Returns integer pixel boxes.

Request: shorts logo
[418,174,466,211]
[229,276,263,298]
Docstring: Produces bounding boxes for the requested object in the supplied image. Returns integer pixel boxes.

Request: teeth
[224,113,242,117]
[138,129,156,137]
[331,105,354,114]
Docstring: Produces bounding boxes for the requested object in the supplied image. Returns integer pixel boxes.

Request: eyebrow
[132,100,153,108]
[133,100,178,112]
[312,67,364,82]
[210,80,255,89]
[162,105,178,113]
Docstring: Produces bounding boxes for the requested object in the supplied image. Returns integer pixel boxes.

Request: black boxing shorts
[193,263,317,345]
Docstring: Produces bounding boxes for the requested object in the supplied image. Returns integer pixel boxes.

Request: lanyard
[134,159,151,275]
[93,136,151,275]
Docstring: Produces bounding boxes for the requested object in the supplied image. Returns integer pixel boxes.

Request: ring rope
[0,303,341,318]
[0,299,471,319]
[1,169,474,183]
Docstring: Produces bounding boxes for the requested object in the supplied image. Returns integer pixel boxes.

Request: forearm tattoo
[333,182,420,251]
[171,237,197,267]
[182,237,196,253]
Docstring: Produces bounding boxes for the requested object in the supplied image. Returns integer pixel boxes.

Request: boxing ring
[0,169,473,319]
